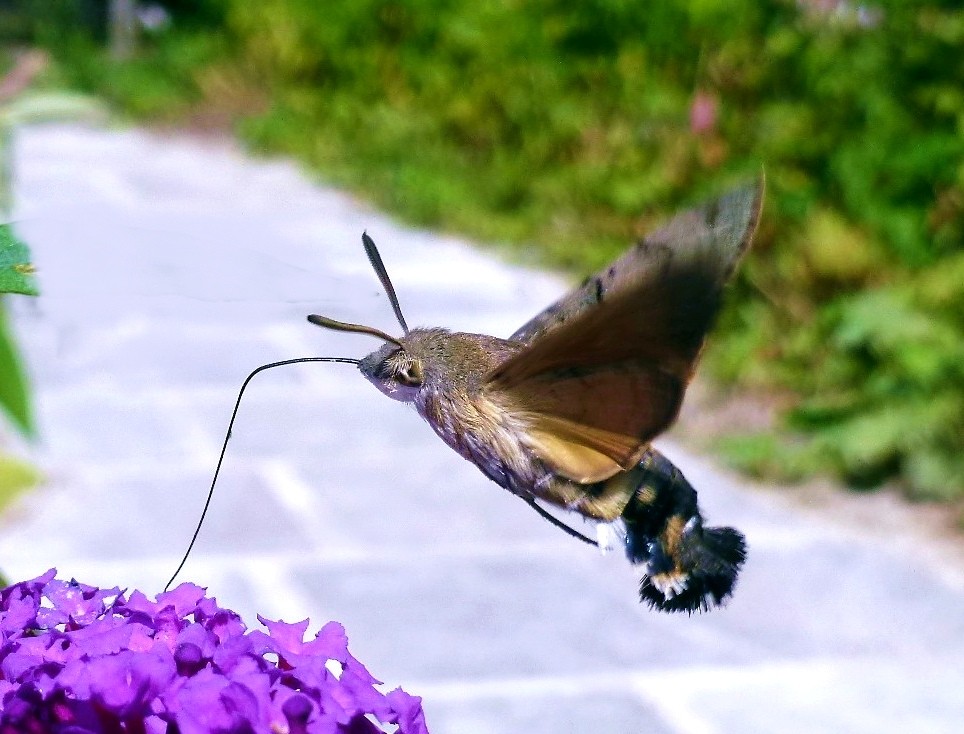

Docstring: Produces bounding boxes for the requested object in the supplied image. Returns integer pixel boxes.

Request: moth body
[359,328,548,494]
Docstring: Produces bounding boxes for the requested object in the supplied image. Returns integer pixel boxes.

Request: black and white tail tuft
[621,449,747,613]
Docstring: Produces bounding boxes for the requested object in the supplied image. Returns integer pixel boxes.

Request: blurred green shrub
[14,0,964,501]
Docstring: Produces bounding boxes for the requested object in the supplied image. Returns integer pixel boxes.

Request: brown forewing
[509,179,764,346]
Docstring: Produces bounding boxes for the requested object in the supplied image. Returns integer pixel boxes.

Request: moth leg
[522,497,598,547]
[524,469,642,555]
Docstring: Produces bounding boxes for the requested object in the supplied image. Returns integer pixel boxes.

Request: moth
[165,179,762,611]
[306,179,764,613]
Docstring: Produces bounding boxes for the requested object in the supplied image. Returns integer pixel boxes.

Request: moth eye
[395,361,423,387]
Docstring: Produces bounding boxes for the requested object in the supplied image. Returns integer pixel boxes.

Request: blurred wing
[510,179,764,345]
[488,179,764,483]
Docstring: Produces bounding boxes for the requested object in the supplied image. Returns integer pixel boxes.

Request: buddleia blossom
[0,569,429,734]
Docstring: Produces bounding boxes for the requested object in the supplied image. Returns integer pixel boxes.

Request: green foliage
[219,0,769,261]
[22,0,964,501]
[0,225,37,437]
[792,259,964,500]
[0,224,39,296]
[718,252,964,500]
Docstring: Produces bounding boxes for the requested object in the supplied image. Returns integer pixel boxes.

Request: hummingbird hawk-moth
[307,179,764,613]
[166,179,762,612]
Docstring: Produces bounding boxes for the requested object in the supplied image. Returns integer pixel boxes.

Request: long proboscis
[163,356,359,592]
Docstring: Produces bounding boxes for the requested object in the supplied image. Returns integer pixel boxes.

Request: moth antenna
[164,356,360,592]
[361,231,409,334]
[307,314,402,346]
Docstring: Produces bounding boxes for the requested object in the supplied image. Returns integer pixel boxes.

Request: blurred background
[1,2,963,732]
[4,0,962,506]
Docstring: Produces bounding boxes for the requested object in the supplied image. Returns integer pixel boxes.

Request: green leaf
[0,224,39,296]
[0,303,34,437]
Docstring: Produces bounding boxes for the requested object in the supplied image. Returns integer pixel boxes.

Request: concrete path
[2,123,962,734]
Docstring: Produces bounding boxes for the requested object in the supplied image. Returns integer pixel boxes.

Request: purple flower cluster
[0,570,428,734]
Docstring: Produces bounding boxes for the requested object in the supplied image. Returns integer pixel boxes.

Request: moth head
[308,231,425,402]
[358,338,425,401]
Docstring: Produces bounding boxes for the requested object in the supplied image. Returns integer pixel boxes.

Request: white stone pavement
[2,123,963,734]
